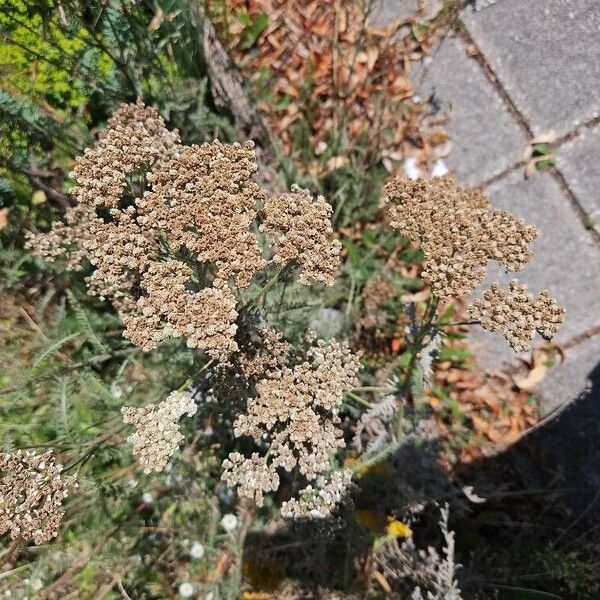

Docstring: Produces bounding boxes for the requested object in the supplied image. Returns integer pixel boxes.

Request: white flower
[30,579,43,592]
[178,582,194,597]
[431,159,450,177]
[142,492,153,504]
[220,513,238,532]
[190,541,205,559]
[403,156,421,180]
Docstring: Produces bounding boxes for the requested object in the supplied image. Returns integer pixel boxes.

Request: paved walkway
[376,0,600,415]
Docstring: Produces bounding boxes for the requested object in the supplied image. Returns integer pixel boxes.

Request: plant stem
[351,386,397,394]
[345,391,374,410]
[394,295,439,438]
[177,357,216,391]
[438,319,480,327]
[240,265,291,311]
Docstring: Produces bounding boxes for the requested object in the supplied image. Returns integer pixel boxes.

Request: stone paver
[418,34,527,186]
[557,125,600,226]
[464,0,600,137]
[368,0,442,26]
[517,345,600,521]
[482,170,600,343]
[369,0,418,26]
[539,335,600,415]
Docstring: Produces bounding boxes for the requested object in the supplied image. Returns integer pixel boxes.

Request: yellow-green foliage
[0,0,112,107]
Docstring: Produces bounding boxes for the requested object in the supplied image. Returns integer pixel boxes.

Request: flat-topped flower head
[0,450,77,545]
[382,175,538,300]
[222,336,361,517]
[467,280,566,352]
[122,390,198,473]
[261,185,341,287]
[28,103,343,361]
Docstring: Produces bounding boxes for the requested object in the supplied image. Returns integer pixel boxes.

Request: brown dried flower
[122,390,198,473]
[25,204,101,271]
[121,263,239,358]
[28,102,343,362]
[261,185,341,286]
[137,141,267,288]
[70,100,180,208]
[382,176,538,300]
[467,280,566,352]
[222,336,361,517]
[0,450,77,545]
[238,325,290,379]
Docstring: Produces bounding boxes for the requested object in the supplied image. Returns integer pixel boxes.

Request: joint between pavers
[457,27,534,139]
[553,114,600,149]
[475,324,600,381]
[478,160,525,189]
[561,324,600,351]
[548,166,600,249]
[480,113,600,190]
[456,27,600,249]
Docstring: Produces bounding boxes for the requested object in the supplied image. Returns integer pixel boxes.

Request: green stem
[345,391,374,410]
[177,357,216,392]
[351,386,397,394]
[438,319,480,327]
[394,295,439,437]
[240,265,291,311]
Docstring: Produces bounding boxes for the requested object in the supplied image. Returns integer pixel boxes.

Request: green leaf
[400,247,424,264]
[30,332,81,377]
[437,346,471,365]
[494,585,563,600]
[240,13,268,49]
[398,351,412,369]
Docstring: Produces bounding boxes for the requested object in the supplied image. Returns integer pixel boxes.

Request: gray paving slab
[557,125,600,226]
[466,170,600,369]
[368,0,443,26]
[539,334,600,415]
[418,34,527,186]
[463,0,600,137]
[368,0,418,26]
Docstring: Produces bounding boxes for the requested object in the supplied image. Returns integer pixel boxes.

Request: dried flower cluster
[121,390,197,473]
[137,141,267,288]
[467,280,565,352]
[222,336,361,517]
[261,186,342,286]
[382,176,538,300]
[27,101,341,359]
[70,101,180,208]
[0,450,76,544]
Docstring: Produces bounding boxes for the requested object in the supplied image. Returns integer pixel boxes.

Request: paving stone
[471,0,502,9]
[466,170,600,370]
[418,34,526,186]
[557,125,600,225]
[463,0,600,137]
[539,334,600,415]
[368,0,442,26]
[368,0,419,26]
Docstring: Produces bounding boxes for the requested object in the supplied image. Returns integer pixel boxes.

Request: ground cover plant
[1,1,596,599]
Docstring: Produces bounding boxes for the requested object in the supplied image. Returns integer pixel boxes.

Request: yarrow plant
[26,100,353,522]
[23,101,565,543]
[27,101,341,360]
